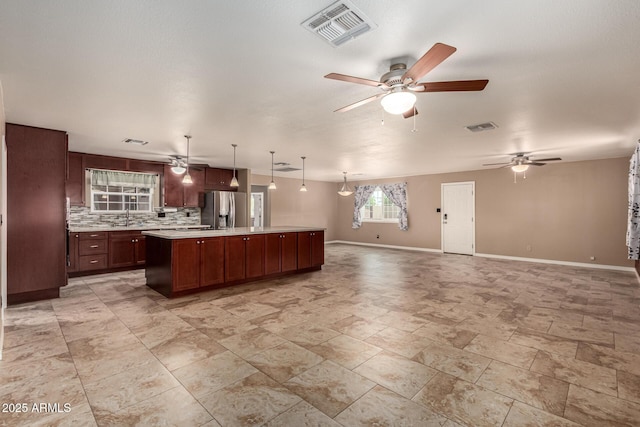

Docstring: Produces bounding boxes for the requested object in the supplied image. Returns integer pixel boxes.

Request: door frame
[440,181,476,255]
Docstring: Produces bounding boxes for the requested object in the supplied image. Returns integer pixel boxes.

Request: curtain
[352,185,376,229]
[380,182,409,231]
[627,141,640,259]
[91,169,157,187]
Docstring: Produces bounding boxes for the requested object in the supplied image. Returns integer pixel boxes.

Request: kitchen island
[143,226,325,298]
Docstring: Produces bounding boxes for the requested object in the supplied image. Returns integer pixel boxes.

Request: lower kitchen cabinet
[173,237,225,291]
[225,234,265,282]
[265,232,298,275]
[297,230,324,269]
[108,232,145,268]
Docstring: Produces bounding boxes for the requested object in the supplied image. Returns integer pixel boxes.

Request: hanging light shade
[338,171,353,196]
[171,164,186,175]
[182,135,193,185]
[511,164,529,173]
[268,151,277,190]
[380,89,416,115]
[300,156,307,192]
[230,144,239,187]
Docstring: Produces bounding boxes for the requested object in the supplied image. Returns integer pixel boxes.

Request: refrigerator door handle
[229,193,235,228]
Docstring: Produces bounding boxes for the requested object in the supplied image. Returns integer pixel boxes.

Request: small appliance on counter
[201,191,247,229]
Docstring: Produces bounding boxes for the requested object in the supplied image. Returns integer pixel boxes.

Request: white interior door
[441,181,475,255]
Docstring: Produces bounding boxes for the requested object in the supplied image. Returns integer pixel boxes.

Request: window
[91,185,153,212]
[89,170,157,213]
[360,187,400,222]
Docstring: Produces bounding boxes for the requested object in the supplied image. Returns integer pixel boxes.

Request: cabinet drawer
[78,239,108,255]
[79,231,108,240]
[78,254,107,271]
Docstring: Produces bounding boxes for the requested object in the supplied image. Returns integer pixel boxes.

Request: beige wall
[336,157,632,268]
[251,174,338,241]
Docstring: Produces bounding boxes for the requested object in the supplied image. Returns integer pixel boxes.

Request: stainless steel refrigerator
[201,191,248,229]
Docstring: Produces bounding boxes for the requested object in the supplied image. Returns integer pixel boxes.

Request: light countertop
[142,226,325,239]
[69,224,211,233]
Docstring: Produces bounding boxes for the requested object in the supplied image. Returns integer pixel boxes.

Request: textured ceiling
[1,0,639,182]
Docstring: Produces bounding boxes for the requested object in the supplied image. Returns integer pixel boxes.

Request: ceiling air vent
[301,0,377,47]
[122,138,149,146]
[465,122,498,133]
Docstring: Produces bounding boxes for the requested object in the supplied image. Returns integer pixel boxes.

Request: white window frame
[88,170,159,213]
[360,186,400,223]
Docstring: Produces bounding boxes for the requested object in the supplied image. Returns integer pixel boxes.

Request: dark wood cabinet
[83,153,128,171]
[77,232,109,271]
[265,232,297,275]
[68,233,79,273]
[205,167,237,191]
[67,151,85,206]
[225,234,265,281]
[173,237,225,291]
[6,124,68,304]
[127,159,165,175]
[164,165,205,207]
[297,230,325,269]
[108,231,145,268]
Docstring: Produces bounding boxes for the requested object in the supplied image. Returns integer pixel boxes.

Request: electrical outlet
[186,212,191,217]
[157,212,166,218]
[590,256,596,261]
[376,234,380,239]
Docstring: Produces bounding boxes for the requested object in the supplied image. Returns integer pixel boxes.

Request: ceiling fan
[483,153,562,172]
[324,42,489,118]
[167,155,208,174]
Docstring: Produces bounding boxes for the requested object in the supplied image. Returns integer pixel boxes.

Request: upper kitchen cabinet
[83,153,127,171]
[205,167,237,192]
[127,159,165,175]
[67,151,85,205]
[7,123,68,304]
[163,165,204,207]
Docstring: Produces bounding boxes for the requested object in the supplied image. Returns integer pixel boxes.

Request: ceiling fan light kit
[381,90,417,115]
[483,153,562,182]
[511,164,529,173]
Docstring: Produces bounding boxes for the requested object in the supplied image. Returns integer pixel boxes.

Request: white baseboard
[325,240,442,253]
[474,252,634,272]
[325,240,634,273]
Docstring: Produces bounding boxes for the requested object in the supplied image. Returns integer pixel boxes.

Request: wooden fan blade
[334,93,385,113]
[483,162,511,166]
[415,79,489,92]
[403,108,418,119]
[531,157,562,162]
[402,43,457,83]
[325,73,385,88]
[527,162,546,166]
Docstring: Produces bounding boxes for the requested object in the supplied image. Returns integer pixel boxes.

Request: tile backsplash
[69,206,201,228]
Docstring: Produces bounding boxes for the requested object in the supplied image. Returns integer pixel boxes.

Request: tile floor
[2,244,640,426]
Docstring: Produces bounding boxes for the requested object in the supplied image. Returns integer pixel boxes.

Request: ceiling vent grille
[301,0,377,47]
[274,167,301,172]
[465,122,498,133]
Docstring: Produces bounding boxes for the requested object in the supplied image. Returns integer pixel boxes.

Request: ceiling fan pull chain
[514,171,517,184]
[411,107,417,132]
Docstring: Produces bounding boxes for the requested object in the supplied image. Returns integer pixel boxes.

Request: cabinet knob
[131,239,135,242]
[89,260,98,264]
[75,234,79,238]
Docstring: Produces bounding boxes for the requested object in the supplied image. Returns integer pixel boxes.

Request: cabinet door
[205,168,237,191]
[172,239,200,291]
[68,233,79,273]
[225,236,246,282]
[108,235,136,268]
[264,233,282,275]
[67,152,85,206]
[83,154,128,171]
[183,168,205,207]
[163,165,184,207]
[297,232,311,269]
[135,236,146,265]
[281,233,298,272]
[200,237,225,287]
[311,231,325,267]
[245,234,265,279]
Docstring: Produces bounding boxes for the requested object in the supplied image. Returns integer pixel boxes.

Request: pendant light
[182,135,193,184]
[338,171,353,196]
[230,144,239,187]
[299,156,307,192]
[268,151,277,190]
